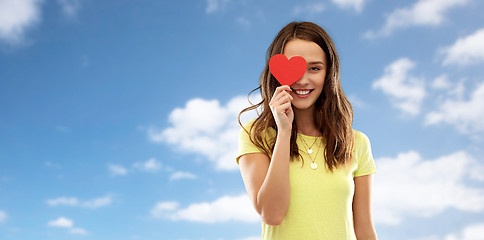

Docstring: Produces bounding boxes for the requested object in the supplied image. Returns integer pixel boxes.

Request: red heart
[269,54,307,86]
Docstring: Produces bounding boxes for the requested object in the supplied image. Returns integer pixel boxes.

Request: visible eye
[309,66,320,71]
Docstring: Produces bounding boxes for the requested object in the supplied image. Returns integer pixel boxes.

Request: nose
[294,70,310,86]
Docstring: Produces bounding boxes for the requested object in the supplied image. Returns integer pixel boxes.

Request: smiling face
[283,39,327,112]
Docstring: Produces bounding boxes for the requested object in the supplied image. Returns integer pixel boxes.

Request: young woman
[237,22,378,239]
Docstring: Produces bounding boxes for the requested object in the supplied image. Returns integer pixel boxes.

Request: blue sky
[1,0,484,239]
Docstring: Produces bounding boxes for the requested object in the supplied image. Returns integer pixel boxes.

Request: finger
[279,102,293,114]
[272,96,292,110]
[279,85,292,91]
[273,85,292,99]
[271,97,289,110]
[274,94,293,106]
[273,89,293,103]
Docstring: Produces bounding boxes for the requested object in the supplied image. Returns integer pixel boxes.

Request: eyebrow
[307,61,325,65]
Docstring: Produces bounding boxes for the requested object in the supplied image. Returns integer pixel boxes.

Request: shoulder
[241,118,257,130]
[237,118,274,163]
[351,129,376,176]
[239,119,257,139]
[352,129,371,151]
[353,129,370,143]
[240,118,276,138]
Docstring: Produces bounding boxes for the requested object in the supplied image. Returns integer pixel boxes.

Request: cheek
[308,74,324,85]
[315,76,325,89]
[313,71,325,82]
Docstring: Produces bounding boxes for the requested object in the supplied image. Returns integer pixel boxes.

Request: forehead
[283,39,326,63]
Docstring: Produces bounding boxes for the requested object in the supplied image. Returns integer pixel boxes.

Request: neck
[293,106,320,137]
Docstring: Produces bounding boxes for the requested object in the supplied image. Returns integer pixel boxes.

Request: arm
[239,130,291,226]
[353,174,378,240]
[238,86,294,226]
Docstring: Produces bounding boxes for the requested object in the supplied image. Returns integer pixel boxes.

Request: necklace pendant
[307,148,313,154]
[311,162,318,170]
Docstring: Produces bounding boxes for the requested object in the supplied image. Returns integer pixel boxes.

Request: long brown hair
[238,21,354,172]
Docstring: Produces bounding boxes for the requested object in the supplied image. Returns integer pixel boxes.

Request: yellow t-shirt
[236,120,376,240]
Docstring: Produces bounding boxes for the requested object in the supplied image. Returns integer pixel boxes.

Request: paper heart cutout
[269,54,307,86]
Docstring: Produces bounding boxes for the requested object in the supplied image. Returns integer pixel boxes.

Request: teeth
[296,90,310,95]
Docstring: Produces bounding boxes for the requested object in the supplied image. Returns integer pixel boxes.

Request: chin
[292,103,314,110]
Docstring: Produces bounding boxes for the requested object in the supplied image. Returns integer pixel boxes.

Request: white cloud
[148,95,260,171]
[133,158,162,173]
[433,77,466,100]
[46,195,112,208]
[347,94,366,109]
[170,171,197,181]
[56,0,81,18]
[373,151,484,225]
[431,74,451,90]
[425,81,484,134]
[416,222,484,240]
[365,0,468,38]
[206,0,229,14]
[47,217,88,235]
[293,2,325,15]
[47,217,73,228]
[81,195,112,208]
[409,235,442,240]
[151,194,259,223]
[441,28,484,66]
[150,201,179,218]
[372,58,426,116]
[238,237,261,240]
[69,227,88,235]
[236,17,250,28]
[0,210,7,223]
[331,0,365,12]
[444,222,484,240]
[108,164,128,176]
[46,197,79,206]
[0,0,42,45]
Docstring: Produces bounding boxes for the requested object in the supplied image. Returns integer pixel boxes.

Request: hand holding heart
[269,85,294,132]
[268,54,306,131]
[269,54,307,86]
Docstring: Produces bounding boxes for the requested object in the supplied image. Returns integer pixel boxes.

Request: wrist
[277,128,292,138]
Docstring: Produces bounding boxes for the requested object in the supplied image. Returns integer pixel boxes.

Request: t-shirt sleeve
[353,131,377,177]
[236,120,265,165]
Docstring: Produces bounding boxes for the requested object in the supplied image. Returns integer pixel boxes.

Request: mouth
[291,88,314,96]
